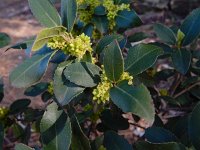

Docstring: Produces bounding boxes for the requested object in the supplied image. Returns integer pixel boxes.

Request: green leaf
[24,82,49,97]
[10,51,54,88]
[128,32,149,43]
[61,0,77,32]
[10,99,31,115]
[104,131,133,150]
[153,23,177,45]
[115,10,142,29]
[15,143,34,150]
[95,34,124,54]
[28,0,61,27]
[135,141,186,150]
[7,37,35,50]
[180,8,200,46]
[40,103,72,150]
[92,16,109,34]
[71,115,91,150]
[171,49,191,75]
[32,26,66,51]
[0,123,3,150]
[64,62,101,87]
[125,44,163,75]
[0,33,11,48]
[53,61,85,106]
[94,6,106,16]
[110,81,155,124]
[103,40,124,82]
[145,127,178,143]
[189,102,200,150]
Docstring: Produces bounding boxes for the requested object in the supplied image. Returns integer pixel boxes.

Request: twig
[130,123,146,130]
[169,73,182,96]
[174,81,200,98]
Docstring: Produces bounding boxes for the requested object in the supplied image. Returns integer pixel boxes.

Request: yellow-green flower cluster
[159,89,169,96]
[92,66,133,104]
[47,33,92,59]
[47,82,54,95]
[0,106,9,120]
[103,0,130,30]
[77,0,130,30]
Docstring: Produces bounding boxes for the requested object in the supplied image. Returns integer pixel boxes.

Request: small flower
[47,82,54,95]
[0,106,9,120]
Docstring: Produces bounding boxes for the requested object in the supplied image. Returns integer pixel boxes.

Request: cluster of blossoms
[103,0,130,30]
[0,106,9,120]
[47,82,54,95]
[77,0,130,30]
[47,32,92,59]
[92,66,133,104]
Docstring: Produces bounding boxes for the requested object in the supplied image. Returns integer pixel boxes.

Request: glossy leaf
[125,44,163,75]
[64,62,101,87]
[103,40,124,82]
[145,127,178,143]
[0,33,11,48]
[153,23,177,45]
[95,34,123,54]
[61,0,77,32]
[83,24,94,38]
[54,61,85,106]
[15,143,34,150]
[171,49,191,75]
[40,103,72,150]
[180,8,200,46]
[10,99,31,115]
[94,6,106,16]
[110,81,155,124]
[71,115,91,150]
[128,32,149,43]
[92,16,108,34]
[115,10,142,29]
[28,0,61,27]
[32,26,66,51]
[135,141,186,150]
[189,102,200,150]
[10,51,54,88]
[104,131,132,150]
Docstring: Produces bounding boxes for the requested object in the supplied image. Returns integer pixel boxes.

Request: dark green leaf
[171,49,191,75]
[135,141,186,150]
[110,81,155,124]
[28,0,61,27]
[24,82,49,97]
[104,131,132,150]
[0,33,11,48]
[40,103,72,150]
[83,24,94,38]
[104,40,124,82]
[61,0,77,32]
[15,143,34,150]
[116,10,142,29]
[71,115,91,150]
[94,6,106,16]
[10,99,31,115]
[180,8,200,46]
[54,61,85,106]
[32,26,66,51]
[145,127,178,143]
[189,102,200,150]
[128,32,149,43]
[153,23,177,45]
[10,51,54,88]
[64,62,101,87]
[125,44,163,75]
[92,16,108,34]
[95,34,123,54]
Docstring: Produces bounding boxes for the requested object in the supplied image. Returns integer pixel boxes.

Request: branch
[174,81,200,99]
[130,122,146,130]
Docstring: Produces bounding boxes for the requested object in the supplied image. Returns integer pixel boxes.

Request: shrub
[1,0,200,150]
